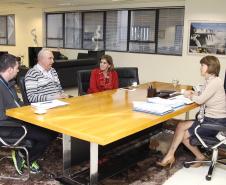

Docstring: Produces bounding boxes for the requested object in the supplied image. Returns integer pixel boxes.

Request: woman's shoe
[156,157,175,168]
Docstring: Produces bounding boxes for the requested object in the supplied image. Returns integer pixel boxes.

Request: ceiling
[0,0,185,9]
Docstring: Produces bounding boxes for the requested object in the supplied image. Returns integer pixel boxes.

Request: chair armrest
[0,121,27,147]
[200,123,226,132]
[0,120,22,127]
[194,123,226,148]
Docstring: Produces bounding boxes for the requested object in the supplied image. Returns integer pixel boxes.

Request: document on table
[133,101,173,116]
[120,87,136,91]
[31,100,69,109]
[148,95,193,108]
[133,95,193,116]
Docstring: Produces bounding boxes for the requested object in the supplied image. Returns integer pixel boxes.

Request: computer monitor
[0,51,8,58]
[28,47,42,67]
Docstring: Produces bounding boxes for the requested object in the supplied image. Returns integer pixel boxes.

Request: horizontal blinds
[45,8,184,55]
[106,10,128,51]
[129,10,156,53]
[0,15,15,45]
[157,9,184,55]
[83,12,104,50]
[46,14,63,47]
[65,13,82,48]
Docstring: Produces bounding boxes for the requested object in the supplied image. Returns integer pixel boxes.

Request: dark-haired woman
[157,55,226,168]
[87,55,119,93]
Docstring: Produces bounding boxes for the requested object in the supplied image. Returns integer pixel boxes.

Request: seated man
[25,48,68,103]
[0,54,56,174]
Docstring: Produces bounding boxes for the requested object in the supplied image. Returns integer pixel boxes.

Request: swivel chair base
[0,147,30,181]
[184,148,226,181]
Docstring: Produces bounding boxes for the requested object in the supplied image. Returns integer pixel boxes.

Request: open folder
[31,100,69,110]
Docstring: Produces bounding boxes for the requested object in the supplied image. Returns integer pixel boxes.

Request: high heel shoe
[190,156,207,168]
[156,157,175,168]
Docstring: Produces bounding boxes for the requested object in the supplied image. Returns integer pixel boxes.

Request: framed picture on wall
[188,22,226,55]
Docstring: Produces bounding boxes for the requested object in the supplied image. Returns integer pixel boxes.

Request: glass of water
[131,81,138,87]
[172,79,179,91]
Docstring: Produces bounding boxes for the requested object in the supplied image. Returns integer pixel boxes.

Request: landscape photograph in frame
[189,22,226,55]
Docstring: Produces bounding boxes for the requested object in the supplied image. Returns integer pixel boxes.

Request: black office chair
[115,67,139,88]
[184,123,226,181]
[18,76,30,105]
[77,69,92,96]
[0,121,32,180]
[77,67,140,96]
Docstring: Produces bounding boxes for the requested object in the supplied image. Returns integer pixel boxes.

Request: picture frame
[188,21,226,55]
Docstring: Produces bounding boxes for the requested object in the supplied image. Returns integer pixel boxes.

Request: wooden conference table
[6,82,198,184]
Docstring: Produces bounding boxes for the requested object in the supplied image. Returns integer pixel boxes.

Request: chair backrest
[18,76,30,105]
[77,69,92,96]
[115,67,139,88]
[77,67,140,95]
[77,53,90,59]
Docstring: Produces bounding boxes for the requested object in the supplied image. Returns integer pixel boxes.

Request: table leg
[185,112,189,120]
[63,134,71,174]
[90,142,98,185]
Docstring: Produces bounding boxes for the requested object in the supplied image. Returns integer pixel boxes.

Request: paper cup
[34,108,47,114]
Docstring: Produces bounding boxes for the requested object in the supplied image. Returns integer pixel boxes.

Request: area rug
[0,130,194,185]
[100,140,193,185]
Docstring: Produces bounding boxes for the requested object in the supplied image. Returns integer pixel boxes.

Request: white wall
[60,0,226,85]
[0,0,226,86]
[0,7,43,65]
[109,0,226,85]
[181,0,226,84]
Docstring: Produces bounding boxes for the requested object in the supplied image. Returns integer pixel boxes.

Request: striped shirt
[25,64,63,103]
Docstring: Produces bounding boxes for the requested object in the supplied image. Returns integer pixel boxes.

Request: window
[45,7,184,55]
[46,13,64,48]
[129,10,156,53]
[106,10,128,51]
[83,12,104,50]
[0,15,15,45]
[65,13,82,48]
[157,8,184,55]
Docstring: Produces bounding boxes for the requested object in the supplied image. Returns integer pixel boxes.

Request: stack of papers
[31,100,69,110]
[133,101,173,115]
[133,95,193,116]
[171,95,194,104]
[148,95,193,108]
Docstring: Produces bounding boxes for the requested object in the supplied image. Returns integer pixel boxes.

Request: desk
[6,82,198,184]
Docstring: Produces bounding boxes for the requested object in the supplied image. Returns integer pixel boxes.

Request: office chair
[77,69,92,96]
[184,123,226,181]
[115,67,139,88]
[77,67,140,95]
[18,76,30,105]
[0,121,32,180]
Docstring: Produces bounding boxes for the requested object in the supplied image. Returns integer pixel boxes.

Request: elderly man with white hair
[25,48,68,103]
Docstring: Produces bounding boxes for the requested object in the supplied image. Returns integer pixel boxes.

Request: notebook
[31,100,69,110]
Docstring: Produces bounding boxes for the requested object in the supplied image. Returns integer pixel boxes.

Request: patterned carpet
[0,130,194,185]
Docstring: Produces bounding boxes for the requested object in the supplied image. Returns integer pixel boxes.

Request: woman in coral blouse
[87,55,119,93]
